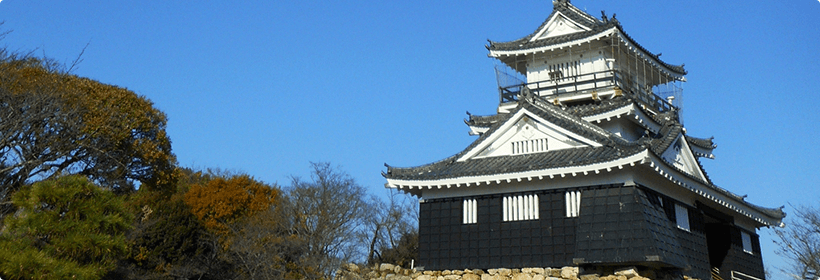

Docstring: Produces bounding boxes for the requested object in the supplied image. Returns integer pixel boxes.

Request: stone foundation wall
[335,263,702,280]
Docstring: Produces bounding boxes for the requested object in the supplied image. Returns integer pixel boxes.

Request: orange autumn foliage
[0,56,177,192]
[183,174,279,237]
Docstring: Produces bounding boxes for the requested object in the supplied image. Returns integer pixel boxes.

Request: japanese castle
[383,1,784,279]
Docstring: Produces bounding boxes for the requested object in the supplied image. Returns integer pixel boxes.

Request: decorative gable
[530,12,591,42]
[660,136,707,181]
[458,108,601,161]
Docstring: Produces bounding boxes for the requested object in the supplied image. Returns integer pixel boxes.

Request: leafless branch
[775,204,820,280]
[66,40,90,73]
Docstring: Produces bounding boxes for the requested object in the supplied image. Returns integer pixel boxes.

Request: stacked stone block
[336,264,701,280]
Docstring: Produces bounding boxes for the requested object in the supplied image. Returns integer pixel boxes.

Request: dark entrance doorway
[704,215,731,268]
[698,202,734,278]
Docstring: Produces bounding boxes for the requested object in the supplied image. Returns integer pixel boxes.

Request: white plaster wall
[525,51,607,84]
[475,119,586,159]
[594,117,643,141]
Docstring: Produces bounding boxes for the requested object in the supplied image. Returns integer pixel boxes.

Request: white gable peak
[458,108,601,161]
[660,136,708,181]
[530,12,591,42]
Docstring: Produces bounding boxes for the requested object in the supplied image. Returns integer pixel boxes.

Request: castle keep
[383,1,784,279]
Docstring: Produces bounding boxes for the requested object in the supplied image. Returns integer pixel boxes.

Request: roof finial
[601,11,608,23]
[611,13,620,26]
[552,0,570,7]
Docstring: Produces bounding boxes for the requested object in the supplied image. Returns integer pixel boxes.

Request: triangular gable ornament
[530,12,591,42]
[458,108,601,161]
[660,135,708,181]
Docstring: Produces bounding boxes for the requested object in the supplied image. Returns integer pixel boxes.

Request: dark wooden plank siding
[417,184,762,280]
[418,189,578,270]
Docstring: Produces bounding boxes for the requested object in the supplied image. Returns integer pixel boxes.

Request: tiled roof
[685,135,717,150]
[487,0,686,75]
[648,122,682,156]
[384,93,786,225]
[465,112,508,128]
[563,96,634,117]
[680,165,786,222]
[649,110,680,125]
[520,98,625,147]
[466,96,637,130]
[475,96,705,170]
[487,0,601,52]
[640,111,718,185]
[386,145,643,181]
[386,94,643,181]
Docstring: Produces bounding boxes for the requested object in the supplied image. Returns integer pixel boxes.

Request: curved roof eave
[489,27,687,78]
[643,153,785,227]
[385,150,649,190]
[579,102,662,134]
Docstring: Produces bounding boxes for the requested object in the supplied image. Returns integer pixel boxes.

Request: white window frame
[502,194,539,222]
[463,198,477,224]
[565,190,581,217]
[511,138,548,155]
[741,231,753,254]
[675,203,690,231]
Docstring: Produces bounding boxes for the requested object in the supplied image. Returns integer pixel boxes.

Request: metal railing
[499,69,677,113]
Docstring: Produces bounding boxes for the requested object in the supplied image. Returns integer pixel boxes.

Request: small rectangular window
[741,231,753,254]
[565,190,581,217]
[463,198,477,224]
[511,138,548,155]
[675,203,690,231]
[503,194,539,221]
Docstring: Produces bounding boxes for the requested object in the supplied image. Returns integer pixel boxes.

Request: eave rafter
[387,148,782,228]
[581,103,661,134]
[489,28,686,81]
[489,27,616,58]
[387,150,648,192]
[642,153,783,227]
[609,29,687,80]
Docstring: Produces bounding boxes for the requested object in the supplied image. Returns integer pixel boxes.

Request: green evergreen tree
[112,168,232,280]
[0,175,132,279]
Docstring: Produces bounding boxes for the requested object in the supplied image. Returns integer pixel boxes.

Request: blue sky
[2,0,818,277]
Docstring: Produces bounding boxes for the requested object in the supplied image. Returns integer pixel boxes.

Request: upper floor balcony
[499,69,679,114]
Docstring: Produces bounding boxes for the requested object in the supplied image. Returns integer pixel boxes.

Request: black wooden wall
[418,189,577,270]
[715,228,763,280]
[417,184,764,280]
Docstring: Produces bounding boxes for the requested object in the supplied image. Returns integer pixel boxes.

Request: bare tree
[227,205,313,280]
[0,85,84,215]
[775,204,820,280]
[286,162,370,279]
[363,189,418,267]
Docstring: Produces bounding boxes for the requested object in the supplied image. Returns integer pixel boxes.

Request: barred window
[565,190,581,217]
[463,198,477,224]
[511,138,547,155]
[503,194,539,221]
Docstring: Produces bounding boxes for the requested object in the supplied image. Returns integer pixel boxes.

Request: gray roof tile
[386,94,642,181]
[386,145,642,181]
[487,0,686,75]
[385,85,784,224]
[465,112,508,128]
[564,96,634,117]
[686,135,717,150]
